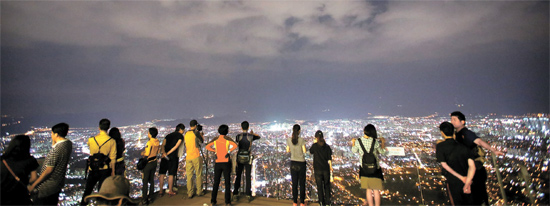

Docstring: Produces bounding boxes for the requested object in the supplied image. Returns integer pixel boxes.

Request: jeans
[233,162,252,196]
[81,169,110,204]
[211,162,232,204]
[314,170,331,205]
[290,161,306,204]
[142,161,157,199]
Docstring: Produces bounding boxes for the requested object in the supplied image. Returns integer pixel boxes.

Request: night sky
[1,1,548,127]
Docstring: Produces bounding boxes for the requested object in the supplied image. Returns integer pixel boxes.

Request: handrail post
[490,153,507,204]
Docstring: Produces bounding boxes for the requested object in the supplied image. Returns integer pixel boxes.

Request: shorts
[360,177,383,190]
[159,158,178,176]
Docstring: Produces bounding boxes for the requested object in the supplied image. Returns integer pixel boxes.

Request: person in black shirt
[109,127,126,176]
[1,135,39,205]
[451,111,505,205]
[309,130,333,206]
[232,121,261,202]
[436,121,476,205]
[159,124,184,196]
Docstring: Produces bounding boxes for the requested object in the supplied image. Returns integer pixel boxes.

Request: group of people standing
[1,123,73,205]
[138,120,261,206]
[1,110,504,206]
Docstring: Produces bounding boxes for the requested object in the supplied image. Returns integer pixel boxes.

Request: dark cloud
[1,1,548,128]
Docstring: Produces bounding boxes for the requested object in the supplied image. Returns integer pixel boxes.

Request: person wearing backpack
[232,121,261,202]
[206,124,238,206]
[351,124,387,206]
[81,119,117,205]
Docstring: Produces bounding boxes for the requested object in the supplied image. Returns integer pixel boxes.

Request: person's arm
[440,162,467,183]
[28,167,53,192]
[109,141,116,176]
[473,138,504,156]
[166,140,182,157]
[251,130,261,140]
[229,140,238,152]
[205,141,215,152]
[29,171,38,184]
[302,145,307,154]
[351,139,359,153]
[286,146,290,153]
[463,158,476,194]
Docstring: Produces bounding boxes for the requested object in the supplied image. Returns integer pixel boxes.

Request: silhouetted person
[1,135,39,205]
[141,127,159,205]
[82,119,117,205]
[159,124,184,197]
[451,111,505,205]
[206,124,237,206]
[351,124,387,206]
[310,130,333,206]
[109,127,126,176]
[29,123,73,205]
[233,121,261,202]
[286,124,306,206]
[436,121,476,205]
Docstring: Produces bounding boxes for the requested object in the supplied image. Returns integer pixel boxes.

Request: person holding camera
[184,120,205,198]
[206,125,237,206]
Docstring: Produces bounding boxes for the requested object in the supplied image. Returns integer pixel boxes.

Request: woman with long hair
[141,127,159,205]
[352,124,387,206]
[109,127,126,176]
[1,135,39,205]
[286,124,307,206]
[310,130,333,206]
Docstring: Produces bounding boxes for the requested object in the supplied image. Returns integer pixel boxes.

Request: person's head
[149,127,158,138]
[218,124,229,136]
[190,120,198,128]
[315,130,325,146]
[2,135,32,160]
[52,122,69,138]
[439,121,455,139]
[241,121,249,131]
[175,123,185,133]
[364,124,377,139]
[450,111,466,128]
[84,175,137,205]
[109,127,121,141]
[291,124,301,145]
[99,119,111,131]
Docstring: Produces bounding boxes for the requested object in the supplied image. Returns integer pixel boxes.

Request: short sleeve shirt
[236,133,261,151]
[310,143,332,172]
[164,132,183,159]
[37,140,73,197]
[455,127,479,150]
[287,137,306,162]
[435,138,474,182]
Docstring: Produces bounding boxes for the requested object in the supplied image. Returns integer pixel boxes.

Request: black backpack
[87,137,112,171]
[358,138,377,175]
[236,134,252,164]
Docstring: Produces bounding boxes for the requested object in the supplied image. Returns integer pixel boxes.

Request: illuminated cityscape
[1,113,548,205]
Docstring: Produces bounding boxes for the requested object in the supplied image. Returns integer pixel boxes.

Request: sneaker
[247,195,253,202]
[232,194,239,202]
[141,199,149,205]
[197,191,205,197]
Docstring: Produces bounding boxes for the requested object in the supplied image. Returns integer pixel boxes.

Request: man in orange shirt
[206,125,237,206]
[184,120,204,198]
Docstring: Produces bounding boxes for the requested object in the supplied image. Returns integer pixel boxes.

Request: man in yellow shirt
[81,119,117,205]
[185,120,204,198]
